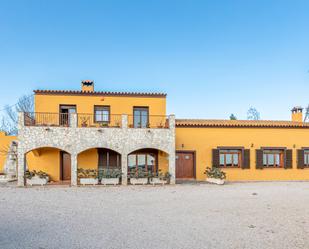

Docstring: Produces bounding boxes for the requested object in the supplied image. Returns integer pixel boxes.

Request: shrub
[24,170,49,179]
[204,167,226,180]
[77,168,98,179]
[98,168,122,179]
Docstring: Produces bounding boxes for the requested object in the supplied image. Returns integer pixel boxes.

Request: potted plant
[149,170,171,185]
[25,170,49,186]
[80,117,88,127]
[204,167,226,185]
[78,168,99,185]
[99,168,122,185]
[128,168,149,185]
[100,122,109,128]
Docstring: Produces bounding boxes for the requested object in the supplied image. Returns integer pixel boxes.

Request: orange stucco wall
[34,94,166,116]
[176,127,309,181]
[26,148,61,181]
[78,149,98,170]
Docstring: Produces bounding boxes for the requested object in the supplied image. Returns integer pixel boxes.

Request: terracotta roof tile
[34,90,166,97]
[176,119,309,128]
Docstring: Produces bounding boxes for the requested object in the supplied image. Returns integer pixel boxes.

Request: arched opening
[25,147,71,183]
[128,148,169,175]
[77,148,121,185]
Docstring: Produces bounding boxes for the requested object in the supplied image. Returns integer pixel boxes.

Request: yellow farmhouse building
[3,80,309,186]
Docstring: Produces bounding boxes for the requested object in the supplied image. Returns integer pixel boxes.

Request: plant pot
[80,178,98,186]
[101,178,119,186]
[130,178,148,185]
[206,178,225,185]
[150,177,168,185]
[26,176,49,186]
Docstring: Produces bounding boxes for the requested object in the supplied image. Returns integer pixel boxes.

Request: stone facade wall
[17,113,176,186]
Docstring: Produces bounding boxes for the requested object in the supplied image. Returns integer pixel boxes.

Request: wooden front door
[61,152,71,181]
[176,151,195,179]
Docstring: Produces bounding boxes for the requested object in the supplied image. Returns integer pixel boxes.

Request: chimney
[81,80,94,92]
[291,106,303,122]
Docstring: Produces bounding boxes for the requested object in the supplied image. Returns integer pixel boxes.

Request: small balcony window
[133,107,149,128]
[94,106,110,123]
[263,149,284,168]
[219,149,242,168]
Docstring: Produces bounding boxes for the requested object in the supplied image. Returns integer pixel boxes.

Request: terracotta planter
[150,178,168,185]
[80,178,98,186]
[206,178,225,185]
[130,178,148,185]
[101,178,120,186]
[26,176,49,186]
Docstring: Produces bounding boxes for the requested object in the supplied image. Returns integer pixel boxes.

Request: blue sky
[1,0,309,120]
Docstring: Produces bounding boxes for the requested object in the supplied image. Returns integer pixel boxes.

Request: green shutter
[297,149,305,169]
[212,149,220,168]
[284,150,293,169]
[242,149,250,169]
[256,149,263,169]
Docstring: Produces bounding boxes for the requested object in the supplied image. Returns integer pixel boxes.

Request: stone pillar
[18,112,25,130]
[71,153,78,186]
[121,114,128,128]
[121,153,128,185]
[17,150,25,187]
[17,112,25,186]
[169,114,176,184]
[169,151,176,184]
[70,113,77,128]
[169,114,175,129]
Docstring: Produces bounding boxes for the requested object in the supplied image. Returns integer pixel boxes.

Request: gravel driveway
[1,182,309,249]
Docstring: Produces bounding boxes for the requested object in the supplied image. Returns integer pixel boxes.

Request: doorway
[176,151,195,179]
[60,151,71,181]
[59,105,76,126]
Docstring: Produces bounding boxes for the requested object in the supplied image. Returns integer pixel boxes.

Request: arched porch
[77,147,122,185]
[21,147,72,186]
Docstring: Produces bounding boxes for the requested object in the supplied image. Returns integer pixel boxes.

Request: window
[219,149,241,168]
[263,150,284,168]
[133,107,149,128]
[128,152,157,173]
[304,150,309,167]
[94,106,110,123]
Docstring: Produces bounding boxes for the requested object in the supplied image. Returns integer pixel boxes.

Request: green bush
[24,170,49,179]
[98,168,122,179]
[204,167,226,180]
[77,168,98,179]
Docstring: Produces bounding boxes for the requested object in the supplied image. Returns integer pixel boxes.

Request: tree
[0,94,34,135]
[230,114,237,120]
[247,107,260,120]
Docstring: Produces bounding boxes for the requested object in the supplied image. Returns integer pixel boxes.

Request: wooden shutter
[242,149,250,169]
[256,149,263,169]
[212,149,220,168]
[284,149,293,169]
[297,149,305,169]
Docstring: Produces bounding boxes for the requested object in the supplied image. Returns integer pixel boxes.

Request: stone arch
[127,146,170,155]
[76,144,123,155]
[24,146,71,155]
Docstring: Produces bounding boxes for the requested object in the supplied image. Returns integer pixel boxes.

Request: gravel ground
[1,182,309,249]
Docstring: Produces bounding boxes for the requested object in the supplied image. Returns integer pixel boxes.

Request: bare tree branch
[0,94,34,135]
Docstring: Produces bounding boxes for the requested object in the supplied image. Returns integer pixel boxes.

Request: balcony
[23,112,170,129]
